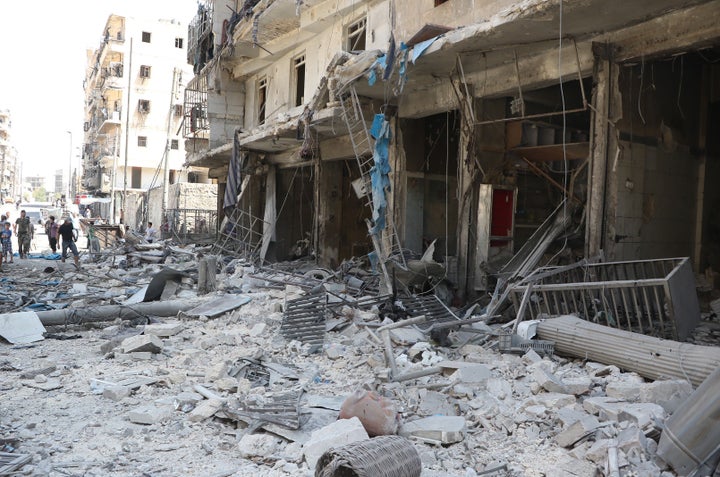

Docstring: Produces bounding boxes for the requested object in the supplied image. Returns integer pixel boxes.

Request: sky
[0,0,199,190]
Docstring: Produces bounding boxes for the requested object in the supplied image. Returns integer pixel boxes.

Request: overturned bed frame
[508,257,700,341]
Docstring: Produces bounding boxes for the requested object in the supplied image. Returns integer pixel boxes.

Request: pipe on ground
[535,315,720,387]
[37,300,202,326]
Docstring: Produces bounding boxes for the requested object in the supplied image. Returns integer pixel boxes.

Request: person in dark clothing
[45,216,59,253]
[58,218,80,269]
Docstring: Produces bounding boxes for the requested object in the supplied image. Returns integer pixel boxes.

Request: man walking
[145,222,158,243]
[13,210,32,259]
[45,215,59,253]
[58,218,80,269]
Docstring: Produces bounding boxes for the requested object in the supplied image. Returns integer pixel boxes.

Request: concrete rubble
[0,240,718,476]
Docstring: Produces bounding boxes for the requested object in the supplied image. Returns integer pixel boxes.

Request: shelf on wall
[510,142,589,162]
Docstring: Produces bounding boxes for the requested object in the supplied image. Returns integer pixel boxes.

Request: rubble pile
[0,243,719,476]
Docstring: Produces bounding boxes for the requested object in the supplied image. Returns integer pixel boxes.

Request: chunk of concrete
[238,433,281,458]
[103,385,132,401]
[617,403,667,429]
[303,416,369,469]
[532,368,567,394]
[438,361,491,384]
[399,415,466,444]
[522,393,576,411]
[120,334,163,354]
[582,397,624,420]
[555,415,601,448]
[188,398,223,422]
[143,323,184,337]
[128,405,173,424]
[562,377,592,396]
[617,426,648,454]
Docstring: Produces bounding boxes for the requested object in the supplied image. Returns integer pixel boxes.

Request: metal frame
[509,257,700,340]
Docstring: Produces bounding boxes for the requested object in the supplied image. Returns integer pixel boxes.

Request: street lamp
[66,130,72,204]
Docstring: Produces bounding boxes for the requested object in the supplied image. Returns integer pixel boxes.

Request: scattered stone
[188,399,224,422]
[120,334,163,354]
[555,415,602,448]
[103,385,132,401]
[238,433,281,458]
[303,416,369,469]
[144,323,185,337]
[128,405,173,425]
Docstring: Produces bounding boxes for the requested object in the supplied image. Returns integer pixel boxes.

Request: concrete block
[204,363,229,382]
[555,415,601,448]
[324,343,345,360]
[399,415,466,444]
[103,385,132,401]
[143,323,184,337]
[303,416,369,469]
[606,381,642,401]
[439,361,491,384]
[522,349,543,364]
[238,433,281,458]
[582,397,624,420]
[128,405,173,425]
[120,334,163,354]
[188,398,223,422]
[532,368,567,394]
[639,379,692,413]
[562,377,592,396]
[248,323,266,337]
[486,378,512,400]
[585,438,612,463]
[417,390,457,417]
[617,403,667,429]
[522,393,576,411]
[617,426,647,454]
[20,362,57,379]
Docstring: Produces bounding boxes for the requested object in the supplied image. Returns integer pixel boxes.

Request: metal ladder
[338,86,407,290]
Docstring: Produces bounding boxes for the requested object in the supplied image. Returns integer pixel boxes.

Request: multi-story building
[0,109,20,203]
[82,13,201,227]
[54,169,64,196]
[185,0,720,302]
[25,175,45,192]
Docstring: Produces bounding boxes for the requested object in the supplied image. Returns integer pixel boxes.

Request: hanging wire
[638,56,646,125]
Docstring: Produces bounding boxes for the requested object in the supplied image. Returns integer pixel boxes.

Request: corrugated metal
[536,315,720,387]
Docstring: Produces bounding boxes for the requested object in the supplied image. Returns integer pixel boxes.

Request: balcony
[99,111,122,133]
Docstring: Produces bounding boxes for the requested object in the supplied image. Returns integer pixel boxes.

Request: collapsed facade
[185,0,720,306]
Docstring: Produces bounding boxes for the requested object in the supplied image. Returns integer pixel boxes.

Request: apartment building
[185,0,720,301]
[0,109,20,202]
[82,14,203,227]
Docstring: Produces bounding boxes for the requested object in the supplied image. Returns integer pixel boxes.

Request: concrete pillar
[317,160,342,268]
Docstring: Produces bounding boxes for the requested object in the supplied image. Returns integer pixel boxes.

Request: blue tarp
[369,114,392,235]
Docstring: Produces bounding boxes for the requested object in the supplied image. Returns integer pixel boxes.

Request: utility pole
[162,67,179,221]
[66,131,72,204]
[121,37,133,222]
[109,127,120,223]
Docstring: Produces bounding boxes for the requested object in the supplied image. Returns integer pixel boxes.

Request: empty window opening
[175,37,184,49]
[293,55,306,107]
[138,136,147,147]
[142,31,151,43]
[171,139,179,150]
[347,18,367,52]
[140,65,151,78]
[138,100,151,113]
[258,77,267,124]
[131,167,142,188]
[173,104,183,117]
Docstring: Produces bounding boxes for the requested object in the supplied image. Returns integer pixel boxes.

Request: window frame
[139,65,151,78]
[292,54,306,107]
[346,17,367,52]
[137,136,148,147]
[257,77,268,125]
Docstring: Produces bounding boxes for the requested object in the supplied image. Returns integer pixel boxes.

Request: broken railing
[508,257,700,341]
[213,208,268,261]
[164,208,218,244]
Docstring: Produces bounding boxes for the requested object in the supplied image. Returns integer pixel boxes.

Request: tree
[32,187,47,202]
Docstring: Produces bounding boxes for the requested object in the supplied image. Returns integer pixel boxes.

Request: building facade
[82,14,205,227]
[0,109,20,203]
[184,0,720,301]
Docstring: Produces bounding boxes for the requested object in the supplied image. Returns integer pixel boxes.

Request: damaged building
[185,0,720,313]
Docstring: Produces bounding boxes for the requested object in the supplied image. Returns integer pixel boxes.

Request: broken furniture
[509,257,700,340]
[315,436,421,477]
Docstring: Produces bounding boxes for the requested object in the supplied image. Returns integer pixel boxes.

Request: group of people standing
[0,210,81,270]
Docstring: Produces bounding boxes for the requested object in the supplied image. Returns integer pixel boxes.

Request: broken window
[174,104,183,117]
[138,99,150,113]
[175,37,184,49]
[137,136,147,147]
[139,65,151,78]
[293,55,306,107]
[346,18,367,52]
[171,139,179,150]
[142,31,151,43]
[131,167,142,188]
[258,77,267,124]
